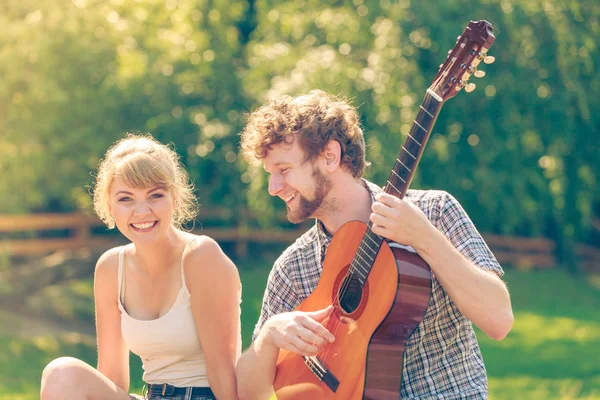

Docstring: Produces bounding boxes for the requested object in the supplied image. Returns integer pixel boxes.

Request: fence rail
[1,212,598,272]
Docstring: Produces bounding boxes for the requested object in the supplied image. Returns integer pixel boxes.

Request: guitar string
[320,235,378,361]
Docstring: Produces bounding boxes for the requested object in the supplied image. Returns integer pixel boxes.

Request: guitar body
[273,221,431,399]
[363,244,431,399]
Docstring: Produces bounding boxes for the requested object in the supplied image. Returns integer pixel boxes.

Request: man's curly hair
[240,90,369,177]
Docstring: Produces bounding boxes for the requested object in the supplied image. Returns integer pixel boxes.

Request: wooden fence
[1,212,599,272]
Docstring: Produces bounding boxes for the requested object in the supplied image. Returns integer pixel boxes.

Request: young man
[237,90,513,399]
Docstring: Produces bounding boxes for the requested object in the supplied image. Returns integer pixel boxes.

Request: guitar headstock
[430,20,496,102]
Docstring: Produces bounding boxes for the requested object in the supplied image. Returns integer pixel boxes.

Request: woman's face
[109,176,176,244]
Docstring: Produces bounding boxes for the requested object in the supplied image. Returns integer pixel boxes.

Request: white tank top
[117,239,242,387]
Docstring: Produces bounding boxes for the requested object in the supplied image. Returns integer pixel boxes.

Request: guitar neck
[384,89,443,200]
[350,89,443,285]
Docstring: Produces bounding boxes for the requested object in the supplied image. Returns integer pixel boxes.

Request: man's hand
[370,192,434,247]
[261,305,335,356]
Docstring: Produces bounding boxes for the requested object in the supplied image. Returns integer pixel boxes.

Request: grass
[478,269,600,399]
[0,259,598,399]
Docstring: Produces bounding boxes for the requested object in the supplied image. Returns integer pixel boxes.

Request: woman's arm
[186,237,240,400]
[94,248,131,391]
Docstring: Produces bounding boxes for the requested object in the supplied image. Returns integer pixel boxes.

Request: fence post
[73,216,90,247]
[235,210,249,259]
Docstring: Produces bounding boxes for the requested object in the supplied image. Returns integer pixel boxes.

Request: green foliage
[0,0,598,256]
[241,0,599,251]
[0,0,250,214]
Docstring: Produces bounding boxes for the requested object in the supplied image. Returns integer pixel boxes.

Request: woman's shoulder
[183,233,226,260]
[183,234,239,286]
[94,245,126,285]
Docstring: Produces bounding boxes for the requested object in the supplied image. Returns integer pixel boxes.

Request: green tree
[0,0,597,270]
[240,0,599,270]
[0,0,251,216]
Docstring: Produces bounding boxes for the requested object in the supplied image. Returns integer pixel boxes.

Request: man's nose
[268,175,284,197]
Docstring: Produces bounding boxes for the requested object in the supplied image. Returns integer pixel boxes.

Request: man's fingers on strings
[296,324,329,347]
[302,318,335,343]
[284,340,317,356]
[371,224,388,237]
[370,212,389,229]
[375,192,400,207]
[289,334,321,356]
[372,200,402,219]
[306,305,334,321]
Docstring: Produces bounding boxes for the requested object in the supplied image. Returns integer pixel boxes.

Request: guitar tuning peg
[465,82,476,92]
[474,69,486,78]
[483,55,495,64]
[439,64,443,70]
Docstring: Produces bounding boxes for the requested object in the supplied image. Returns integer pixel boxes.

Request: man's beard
[286,167,332,224]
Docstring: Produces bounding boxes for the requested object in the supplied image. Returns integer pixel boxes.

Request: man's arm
[237,308,334,400]
[237,257,335,400]
[413,224,513,340]
[371,192,514,340]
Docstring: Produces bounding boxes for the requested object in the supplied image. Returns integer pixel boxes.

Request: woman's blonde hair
[93,133,198,229]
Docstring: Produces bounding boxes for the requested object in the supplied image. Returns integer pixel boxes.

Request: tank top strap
[117,246,127,306]
[180,238,197,292]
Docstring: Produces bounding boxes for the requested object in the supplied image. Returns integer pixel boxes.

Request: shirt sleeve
[252,258,299,341]
[437,192,504,277]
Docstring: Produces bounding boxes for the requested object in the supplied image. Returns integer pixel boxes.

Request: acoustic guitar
[273,20,496,400]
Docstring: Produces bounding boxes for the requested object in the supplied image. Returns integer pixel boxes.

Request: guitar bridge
[303,356,340,393]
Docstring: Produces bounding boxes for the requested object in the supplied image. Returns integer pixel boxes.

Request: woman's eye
[118,197,131,202]
[150,193,164,199]
[281,168,290,174]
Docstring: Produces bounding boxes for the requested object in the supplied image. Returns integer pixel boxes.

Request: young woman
[41,134,241,400]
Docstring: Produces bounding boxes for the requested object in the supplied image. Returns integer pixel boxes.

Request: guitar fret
[355,268,368,284]
[357,245,374,262]
[420,105,434,118]
[396,158,412,172]
[351,260,368,280]
[402,146,417,160]
[350,265,368,285]
[387,180,401,194]
[364,232,380,248]
[391,169,406,184]
[412,121,427,137]
[352,253,370,275]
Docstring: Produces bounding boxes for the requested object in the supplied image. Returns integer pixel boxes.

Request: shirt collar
[314,178,382,250]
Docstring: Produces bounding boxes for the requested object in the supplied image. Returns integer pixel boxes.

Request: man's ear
[321,140,341,172]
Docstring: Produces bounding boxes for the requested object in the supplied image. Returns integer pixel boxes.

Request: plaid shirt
[253,180,504,399]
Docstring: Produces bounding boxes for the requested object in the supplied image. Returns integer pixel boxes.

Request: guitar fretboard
[348,90,443,284]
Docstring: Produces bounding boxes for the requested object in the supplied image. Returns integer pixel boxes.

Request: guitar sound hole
[338,273,363,314]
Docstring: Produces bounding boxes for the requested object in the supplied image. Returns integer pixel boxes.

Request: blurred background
[0,0,598,398]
